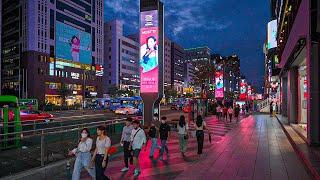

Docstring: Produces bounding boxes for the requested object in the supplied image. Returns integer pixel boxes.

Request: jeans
[178,134,187,153]
[95,154,109,180]
[72,152,95,180]
[149,138,158,156]
[123,141,132,168]
[229,114,233,122]
[159,139,168,157]
[196,130,204,154]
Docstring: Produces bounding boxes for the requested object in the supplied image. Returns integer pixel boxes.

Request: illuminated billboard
[140,10,159,93]
[267,20,277,49]
[215,71,224,98]
[240,80,247,100]
[56,21,92,64]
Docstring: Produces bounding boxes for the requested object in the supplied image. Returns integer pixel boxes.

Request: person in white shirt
[91,126,111,180]
[228,106,233,122]
[69,128,95,180]
[130,120,146,177]
[177,115,188,156]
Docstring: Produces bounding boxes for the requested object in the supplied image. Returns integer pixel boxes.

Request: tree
[164,87,177,98]
[58,84,72,106]
[193,62,215,90]
[108,85,120,98]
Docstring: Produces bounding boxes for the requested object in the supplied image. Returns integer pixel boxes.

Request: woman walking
[91,126,111,180]
[195,115,206,156]
[69,128,95,180]
[177,115,188,156]
[228,106,233,123]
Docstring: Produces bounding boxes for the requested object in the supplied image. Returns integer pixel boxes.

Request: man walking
[159,116,171,160]
[148,123,158,158]
[120,117,133,172]
[130,120,146,177]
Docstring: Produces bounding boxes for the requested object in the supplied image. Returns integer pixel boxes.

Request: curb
[275,115,320,180]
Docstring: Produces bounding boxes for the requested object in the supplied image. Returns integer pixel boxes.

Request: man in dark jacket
[159,116,171,160]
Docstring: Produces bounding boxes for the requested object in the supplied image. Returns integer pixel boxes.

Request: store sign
[71,72,80,79]
[72,91,78,95]
[267,20,277,49]
[90,92,97,96]
[56,21,92,64]
[95,65,104,77]
[215,71,224,98]
[240,80,247,100]
[140,10,159,93]
[303,78,308,98]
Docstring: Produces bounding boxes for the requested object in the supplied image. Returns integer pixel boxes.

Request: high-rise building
[1,0,104,107]
[184,62,197,88]
[171,42,185,93]
[164,37,172,88]
[224,55,241,94]
[185,46,211,64]
[0,0,2,95]
[104,20,140,94]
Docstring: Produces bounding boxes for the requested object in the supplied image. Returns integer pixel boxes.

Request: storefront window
[297,61,307,137]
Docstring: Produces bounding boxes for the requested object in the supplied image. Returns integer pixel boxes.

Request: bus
[109,97,143,114]
[0,96,22,149]
[18,99,39,110]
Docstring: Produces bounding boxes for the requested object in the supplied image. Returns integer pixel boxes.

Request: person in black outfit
[159,116,171,160]
[270,102,273,117]
[234,105,240,122]
[195,115,206,155]
[148,123,159,158]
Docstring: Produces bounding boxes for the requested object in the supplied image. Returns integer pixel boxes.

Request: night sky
[104,0,270,92]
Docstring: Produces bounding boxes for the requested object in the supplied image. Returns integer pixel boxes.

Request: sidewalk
[177,115,312,180]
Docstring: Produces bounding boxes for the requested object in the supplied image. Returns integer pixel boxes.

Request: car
[20,110,54,123]
[115,105,139,115]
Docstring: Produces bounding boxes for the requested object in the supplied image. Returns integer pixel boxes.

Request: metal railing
[0,117,130,178]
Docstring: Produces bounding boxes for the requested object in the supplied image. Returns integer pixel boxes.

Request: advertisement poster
[240,81,247,100]
[248,85,252,100]
[140,10,159,93]
[303,77,307,98]
[267,19,277,49]
[215,71,224,98]
[56,21,92,64]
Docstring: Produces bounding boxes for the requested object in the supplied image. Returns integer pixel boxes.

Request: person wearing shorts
[130,120,146,177]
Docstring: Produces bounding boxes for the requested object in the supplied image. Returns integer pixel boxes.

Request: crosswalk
[82,116,240,179]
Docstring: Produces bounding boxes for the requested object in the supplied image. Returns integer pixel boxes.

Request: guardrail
[0,117,135,178]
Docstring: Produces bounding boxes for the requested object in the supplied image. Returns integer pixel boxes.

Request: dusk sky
[104,0,270,92]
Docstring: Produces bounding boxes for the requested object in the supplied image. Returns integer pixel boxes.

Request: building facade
[1,0,104,107]
[171,42,185,93]
[271,0,320,145]
[104,20,139,94]
[164,37,172,88]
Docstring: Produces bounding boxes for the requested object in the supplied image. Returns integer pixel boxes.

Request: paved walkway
[177,115,312,180]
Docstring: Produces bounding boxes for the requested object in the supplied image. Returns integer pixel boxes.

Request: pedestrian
[119,117,133,172]
[245,104,249,114]
[91,126,111,180]
[242,105,245,115]
[148,122,158,158]
[234,105,240,122]
[177,115,188,156]
[216,105,221,120]
[195,115,206,156]
[130,120,146,177]
[223,106,228,121]
[276,103,279,114]
[228,106,233,123]
[270,102,273,117]
[69,128,95,180]
[159,116,171,160]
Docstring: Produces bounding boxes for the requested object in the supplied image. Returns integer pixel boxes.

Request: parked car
[20,110,54,123]
[115,105,139,115]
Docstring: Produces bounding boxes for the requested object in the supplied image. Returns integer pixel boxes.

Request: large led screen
[215,71,224,98]
[140,10,159,93]
[56,21,92,64]
[240,81,247,100]
[267,20,277,49]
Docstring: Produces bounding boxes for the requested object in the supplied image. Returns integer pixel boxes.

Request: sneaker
[120,167,129,172]
[134,169,140,177]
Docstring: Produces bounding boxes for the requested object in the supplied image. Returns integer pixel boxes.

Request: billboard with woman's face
[215,71,224,98]
[56,21,92,64]
[240,81,247,100]
[140,10,159,93]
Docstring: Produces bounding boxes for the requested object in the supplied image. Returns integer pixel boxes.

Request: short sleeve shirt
[96,136,111,155]
[159,123,171,140]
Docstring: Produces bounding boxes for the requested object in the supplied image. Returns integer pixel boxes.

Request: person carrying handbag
[177,115,188,156]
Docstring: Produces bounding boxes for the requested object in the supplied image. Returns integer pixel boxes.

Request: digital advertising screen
[267,20,277,49]
[215,71,224,98]
[240,81,247,100]
[140,10,159,93]
[56,21,92,64]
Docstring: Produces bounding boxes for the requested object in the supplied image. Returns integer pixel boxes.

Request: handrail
[0,117,134,142]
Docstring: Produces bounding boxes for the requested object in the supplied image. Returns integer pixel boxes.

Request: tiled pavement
[77,115,312,180]
[79,116,239,179]
[177,115,312,180]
